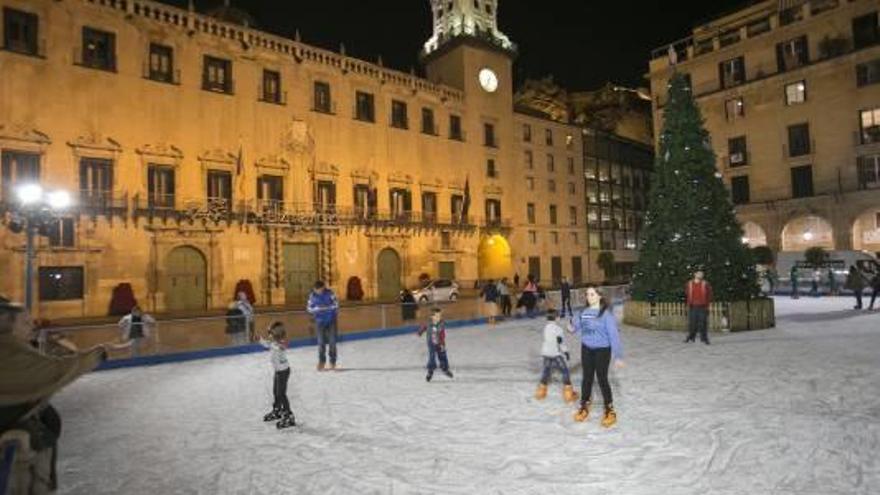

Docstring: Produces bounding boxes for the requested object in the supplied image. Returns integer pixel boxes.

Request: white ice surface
[54,297,880,495]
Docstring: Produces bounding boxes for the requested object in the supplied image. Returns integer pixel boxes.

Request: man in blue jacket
[307,280,339,370]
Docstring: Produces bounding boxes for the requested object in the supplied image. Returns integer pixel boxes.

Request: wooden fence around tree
[623,299,775,332]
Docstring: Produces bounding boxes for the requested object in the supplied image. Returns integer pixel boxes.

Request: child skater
[570,285,624,428]
[417,307,454,382]
[260,322,296,429]
[535,309,578,403]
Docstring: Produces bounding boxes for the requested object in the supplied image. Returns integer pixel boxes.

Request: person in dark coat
[560,276,573,318]
[869,270,880,311]
[399,289,417,321]
[845,265,866,310]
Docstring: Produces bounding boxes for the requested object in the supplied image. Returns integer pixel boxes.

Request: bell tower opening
[422,0,515,59]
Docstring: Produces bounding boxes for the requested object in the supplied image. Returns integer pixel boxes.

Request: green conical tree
[631,72,759,303]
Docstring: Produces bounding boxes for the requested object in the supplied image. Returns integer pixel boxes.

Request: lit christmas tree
[631,72,759,303]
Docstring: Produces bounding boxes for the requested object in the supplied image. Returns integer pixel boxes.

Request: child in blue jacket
[570,285,624,427]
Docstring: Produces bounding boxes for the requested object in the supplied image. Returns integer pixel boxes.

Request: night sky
[168,0,746,91]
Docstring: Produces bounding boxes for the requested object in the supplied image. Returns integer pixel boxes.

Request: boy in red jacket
[417,308,454,382]
[685,270,713,345]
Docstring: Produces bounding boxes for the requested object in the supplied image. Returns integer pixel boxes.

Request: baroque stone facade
[0,0,591,318]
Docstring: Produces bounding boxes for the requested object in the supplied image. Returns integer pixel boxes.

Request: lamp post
[11,183,72,312]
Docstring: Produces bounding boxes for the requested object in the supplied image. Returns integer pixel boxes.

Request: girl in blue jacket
[570,285,624,427]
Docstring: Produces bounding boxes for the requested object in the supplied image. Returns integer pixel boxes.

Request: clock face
[479,68,499,93]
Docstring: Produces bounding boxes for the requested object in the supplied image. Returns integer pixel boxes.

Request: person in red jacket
[685,270,713,345]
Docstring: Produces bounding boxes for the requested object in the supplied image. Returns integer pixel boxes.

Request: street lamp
[9,183,73,312]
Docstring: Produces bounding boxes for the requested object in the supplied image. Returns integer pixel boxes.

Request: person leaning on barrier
[234,292,255,342]
[0,296,107,493]
[225,302,248,347]
[307,280,340,371]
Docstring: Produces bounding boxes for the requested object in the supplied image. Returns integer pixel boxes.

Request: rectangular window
[776,36,809,72]
[47,218,75,248]
[421,108,436,135]
[422,192,437,221]
[719,30,741,48]
[523,124,532,142]
[313,81,332,113]
[526,203,535,224]
[355,91,375,122]
[547,154,555,172]
[784,80,807,105]
[568,182,575,194]
[548,179,556,192]
[779,5,804,26]
[719,56,745,89]
[525,150,533,169]
[731,175,750,205]
[353,184,373,218]
[545,129,553,146]
[207,170,232,204]
[551,233,560,246]
[526,177,535,190]
[571,256,583,284]
[528,231,537,244]
[485,199,501,224]
[728,136,748,167]
[565,134,574,149]
[810,0,838,16]
[148,43,174,83]
[81,27,116,71]
[791,165,814,198]
[857,59,880,87]
[0,150,40,200]
[39,266,84,301]
[858,155,880,189]
[486,159,498,178]
[549,205,557,225]
[725,97,745,122]
[391,100,408,129]
[449,114,463,140]
[316,181,336,212]
[451,194,464,222]
[861,108,880,144]
[440,233,452,251]
[147,165,175,208]
[484,123,497,147]
[747,17,771,37]
[567,157,575,174]
[261,69,282,104]
[787,123,811,157]
[256,175,284,208]
[79,158,113,206]
[569,206,577,226]
[389,188,412,220]
[3,8,38,56]
[202,55,232,93]
[853,12,880,50]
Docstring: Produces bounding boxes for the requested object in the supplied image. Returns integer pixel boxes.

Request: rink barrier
[94,316,491,371]
[622,298,775,332]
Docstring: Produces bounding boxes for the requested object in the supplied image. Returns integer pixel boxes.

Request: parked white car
[413,279,459,303]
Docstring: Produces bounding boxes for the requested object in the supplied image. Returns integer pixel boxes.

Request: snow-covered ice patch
[54,297,880,494]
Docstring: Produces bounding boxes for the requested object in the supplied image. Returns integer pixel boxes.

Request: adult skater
[868,269,880,311]
[827,267,838,296]
[260,322,295,429]
[790,265,800,299]
[571,286,623,427]
[225,303,247,346]
[117,305,156,356]
[417,307,453,382]
[518,275,539,317]
[479,279,499,324]
[684,270,713,345]
[810,270,821,298]
[307,280,340,371]
[497,278,512,318]
[399,288,417,321]
[1,296,107,492]
[559,276,573,318]
[845,265,866,310]
[535,309,577,403]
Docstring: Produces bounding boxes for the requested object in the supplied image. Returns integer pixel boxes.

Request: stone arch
[164,245,208,311]
[852,206,880,255]
[478,234,512,280]
[741,221,767,247]
[781,215,834,251]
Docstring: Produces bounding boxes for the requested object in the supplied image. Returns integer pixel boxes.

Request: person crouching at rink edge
[260,322,295,429]
[571,285,624,427]
[117,305,155,357]
[417,307,454,382]
[535,309,578,403]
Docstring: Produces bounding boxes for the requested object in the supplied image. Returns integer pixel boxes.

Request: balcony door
[80,158,113,206]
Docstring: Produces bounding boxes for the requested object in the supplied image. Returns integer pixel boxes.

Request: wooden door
[377,248,401,301]
[165,246,207,311]
[284,243,318,304]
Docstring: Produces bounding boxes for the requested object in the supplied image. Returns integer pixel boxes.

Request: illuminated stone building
[0,0,593,318]
[648,0,880,256]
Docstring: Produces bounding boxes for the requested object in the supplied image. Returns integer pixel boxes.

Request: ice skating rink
[54,297,880,495]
